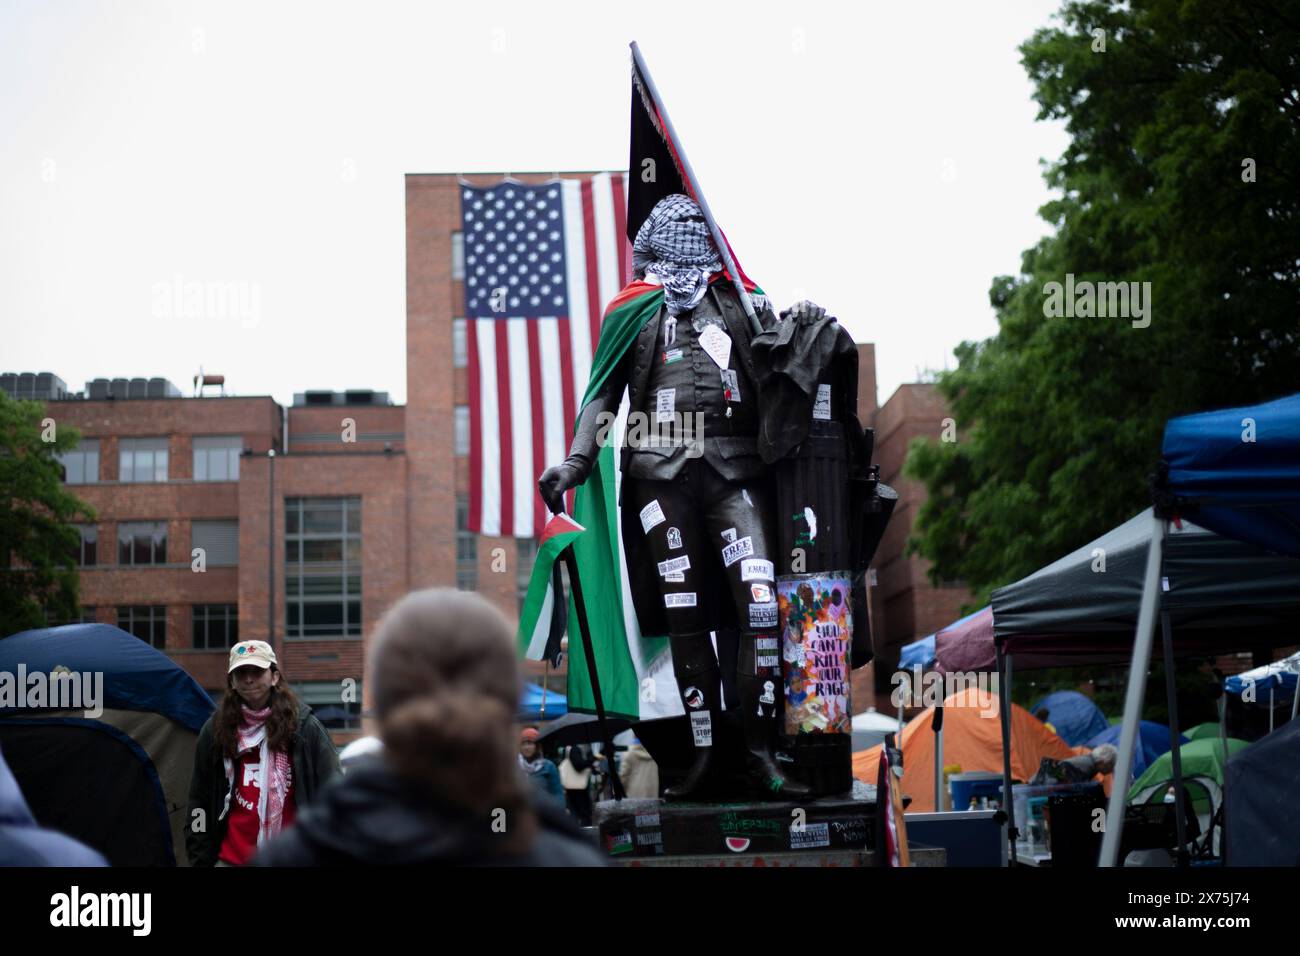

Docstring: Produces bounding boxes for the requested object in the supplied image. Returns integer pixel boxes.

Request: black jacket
[253,757,608,867]
[185,702,342,867]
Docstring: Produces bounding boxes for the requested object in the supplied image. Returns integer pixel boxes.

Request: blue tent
[1084,720,1187,780]
[519,682,568,722]
[1225,650,1300,703]
[0,624,215,865]
[2,624,213,732]
[1162,391,1300,559]
[1028,690,1109,746]
[899,634,936,669]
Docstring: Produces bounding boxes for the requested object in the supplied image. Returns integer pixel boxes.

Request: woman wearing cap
[256,589,605,866]
[519,727,564,804]
[185,640,341,867]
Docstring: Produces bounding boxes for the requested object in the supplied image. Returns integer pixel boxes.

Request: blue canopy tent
[1029,690,1109,746]
[1101,391,1300,866]
[519,681,568,722]
[1224,650,1300,733]
[0,623,215,865]
[1084,720,1187,781]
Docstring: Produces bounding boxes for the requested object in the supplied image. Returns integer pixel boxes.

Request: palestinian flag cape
[517,271,760,720]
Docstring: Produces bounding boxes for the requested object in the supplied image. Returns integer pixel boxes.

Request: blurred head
[1035,708,1050,723]
[369,589,534,848]
[1091,743,1118,774]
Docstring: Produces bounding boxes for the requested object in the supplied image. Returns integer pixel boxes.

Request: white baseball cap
[228,640,277,673]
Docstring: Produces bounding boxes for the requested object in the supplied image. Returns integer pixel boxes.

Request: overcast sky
[2,0,1070,409]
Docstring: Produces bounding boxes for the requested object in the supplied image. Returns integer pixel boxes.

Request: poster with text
[777,572,853,735]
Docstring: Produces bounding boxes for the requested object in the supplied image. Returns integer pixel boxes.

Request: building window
[451,231,465,280]
[285,497,362,639]
[192,519,238,566]
[193,604,239,649]
[118,605,166,649]
[119,438,169,483]
[58,439,100,484]
[74,524,97,567]
[193,436,242,481]
[453,318,468,369]
[118,521,168,566]
[456,494,476,592]
[297,681,362,731]
[454,406,470,456]
[516,538,538,613]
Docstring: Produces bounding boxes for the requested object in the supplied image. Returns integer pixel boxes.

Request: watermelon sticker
[725,837,751,853]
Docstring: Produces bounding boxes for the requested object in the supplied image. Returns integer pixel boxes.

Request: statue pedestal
[591,779,945,865]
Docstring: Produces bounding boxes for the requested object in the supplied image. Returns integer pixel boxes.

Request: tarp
[1224,650,1300,702]
[1084,720,1187,780]
[988,509,1300,668]
[851,687,1089,812]
[1028,690,1109,746]
[1127,738,1249,803]
[1162,391,1300,560]
[1225,719,1300,865]
[1,623,213,732]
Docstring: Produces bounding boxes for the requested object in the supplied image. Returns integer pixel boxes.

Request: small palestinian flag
[518,513,585,664]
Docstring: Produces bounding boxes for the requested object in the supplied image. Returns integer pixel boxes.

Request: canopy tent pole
[1269,685,1275,734]
[1292,674,1299,721]
[995,641,1017,866]
[1159,609,1189,865]
[933,702,945,811]
[1100,512,1167,867]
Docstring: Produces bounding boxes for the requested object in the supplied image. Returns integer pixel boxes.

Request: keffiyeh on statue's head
[632,194,723,315]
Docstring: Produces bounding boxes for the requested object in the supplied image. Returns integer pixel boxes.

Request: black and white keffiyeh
[632,194,722,316]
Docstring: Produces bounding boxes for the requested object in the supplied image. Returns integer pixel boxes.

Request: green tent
[1184,722,1222,741]
[1127,738,1250,803]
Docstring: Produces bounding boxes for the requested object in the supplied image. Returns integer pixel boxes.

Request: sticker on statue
[722,536,754,566]
[640,499,665,534]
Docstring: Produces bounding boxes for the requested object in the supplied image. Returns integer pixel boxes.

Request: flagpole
[630,41,764,337]
[562,540,626,801]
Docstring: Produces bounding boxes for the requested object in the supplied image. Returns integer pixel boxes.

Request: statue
[539,194,828,800]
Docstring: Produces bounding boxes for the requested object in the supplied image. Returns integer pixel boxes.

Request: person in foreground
[256,589,607,866]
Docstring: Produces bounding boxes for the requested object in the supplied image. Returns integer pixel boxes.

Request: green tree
[0,392,96,632]
[908,0,1300,605]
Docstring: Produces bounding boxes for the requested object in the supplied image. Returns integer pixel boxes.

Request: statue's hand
[780,300,828,323]
[538,461,586,515]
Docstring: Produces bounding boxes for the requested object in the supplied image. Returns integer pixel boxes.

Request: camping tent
[1029,690,1109,746]
[1224,720,1300,866]
[1084,721,1186,780]
[899,634,936,670]
[0,623,215,865]
[851,687,1086,812]
[1102,390,1300,865]
[1127,738,1248,805]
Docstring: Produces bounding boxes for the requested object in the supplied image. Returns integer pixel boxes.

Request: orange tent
[852,687,1103,812]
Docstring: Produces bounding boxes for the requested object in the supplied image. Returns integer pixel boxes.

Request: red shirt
[218,749,296,866]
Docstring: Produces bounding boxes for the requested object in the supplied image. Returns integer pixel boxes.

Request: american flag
[462,173,630,537]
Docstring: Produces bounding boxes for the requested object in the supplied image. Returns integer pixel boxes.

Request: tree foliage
[908,0,1300,605]
[0,393,96,633]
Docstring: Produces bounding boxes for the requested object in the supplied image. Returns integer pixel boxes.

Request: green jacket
[185,702,341,866]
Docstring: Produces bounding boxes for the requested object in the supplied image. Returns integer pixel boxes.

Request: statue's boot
[738,635,812,800]
[662,631,721,801]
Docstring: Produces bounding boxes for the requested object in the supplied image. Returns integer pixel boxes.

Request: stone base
[594,780,885,862]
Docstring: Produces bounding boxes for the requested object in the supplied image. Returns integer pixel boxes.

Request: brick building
[6,170,974,740]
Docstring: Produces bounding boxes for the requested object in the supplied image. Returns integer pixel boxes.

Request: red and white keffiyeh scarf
[222,705,292,847]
